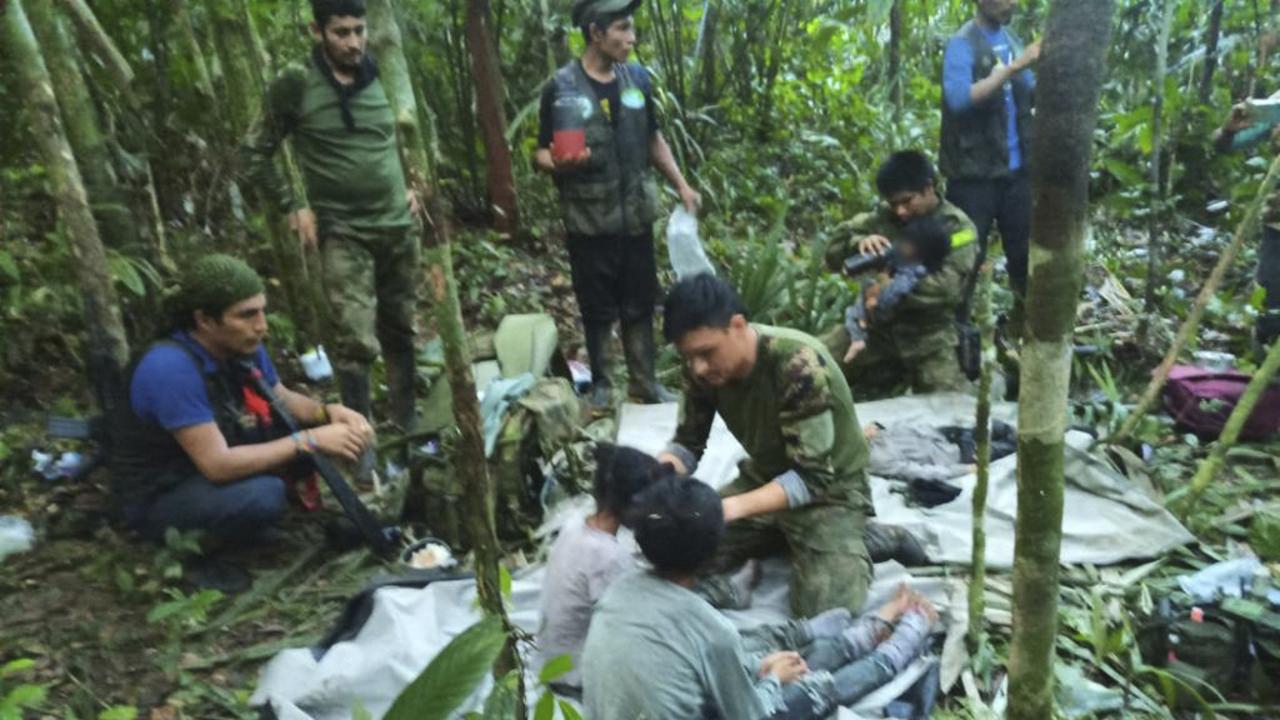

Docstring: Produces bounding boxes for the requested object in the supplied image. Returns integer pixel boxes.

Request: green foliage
[0,658,47,720]
[384,616,507,720]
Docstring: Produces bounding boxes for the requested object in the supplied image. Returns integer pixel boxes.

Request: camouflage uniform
[822,199,978,399]
[243,56,419,395]
[665,324,874,616]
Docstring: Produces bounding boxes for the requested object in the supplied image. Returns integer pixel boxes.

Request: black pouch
[956,322,981,381]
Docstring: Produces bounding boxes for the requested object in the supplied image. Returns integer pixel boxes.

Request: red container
[553,128,586,160]
[552,94,587,161]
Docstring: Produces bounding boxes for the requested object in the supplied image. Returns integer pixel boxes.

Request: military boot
[383,349,419,434]
[583,321,614,413]
[864,522,929,567]
[336,365,376,485]
[622,319,678,404]
[1256,310,1280,363]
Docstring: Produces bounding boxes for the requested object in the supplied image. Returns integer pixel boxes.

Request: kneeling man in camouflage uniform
[656,274,876,616]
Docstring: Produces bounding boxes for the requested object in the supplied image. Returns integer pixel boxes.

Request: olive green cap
[173,253,265,323]
[571,0,641,26]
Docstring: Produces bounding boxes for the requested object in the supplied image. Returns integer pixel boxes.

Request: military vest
[110,338,281,506]
[551,61,659,237]
[939,20,1035,181]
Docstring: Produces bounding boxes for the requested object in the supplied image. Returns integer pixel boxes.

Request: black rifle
[842,248,898,277]
[242,361,399,559]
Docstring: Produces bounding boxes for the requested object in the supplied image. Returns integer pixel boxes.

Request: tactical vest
[939,20,1035,181]
[551,61,659,237]
[110,337,280,506]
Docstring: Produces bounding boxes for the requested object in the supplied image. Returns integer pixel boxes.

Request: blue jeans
[124,474,287,542]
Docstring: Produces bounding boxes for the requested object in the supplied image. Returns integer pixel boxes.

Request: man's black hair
[312,0,366,29]
[875,150,936,198]
[579,12,631,45]
[629,476,724,576]
[592,443,672,522]
[662,273,748,343]
[900,216,952,274]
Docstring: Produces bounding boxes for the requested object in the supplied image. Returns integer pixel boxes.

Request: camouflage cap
[571,0,641,26]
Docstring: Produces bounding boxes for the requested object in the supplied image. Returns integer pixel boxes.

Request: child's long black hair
[592,443,675,526]
[901,216,952,274]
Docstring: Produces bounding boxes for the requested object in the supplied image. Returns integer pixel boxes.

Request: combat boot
[383,349,419,434]
[622,319,678,404]
[864,522,929,567]
[336,365,376,485]
[583,321,614,413]
[1255,310,1280,363]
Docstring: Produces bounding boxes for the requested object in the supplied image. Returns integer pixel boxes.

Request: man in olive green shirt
[822,151,978,399]
[243,0,419,455]
[657,274,874,616]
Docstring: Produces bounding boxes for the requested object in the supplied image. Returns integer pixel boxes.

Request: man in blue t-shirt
[111,255,374,556]
[939,0,1040,325]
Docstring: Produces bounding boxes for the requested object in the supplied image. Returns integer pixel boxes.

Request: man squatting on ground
[243,0,421,479]
[581,476,936,719]
[655,274,926,617]
[535,0,701,410]
[111,255,373,545]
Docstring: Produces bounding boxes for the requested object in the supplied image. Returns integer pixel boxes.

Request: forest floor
[2,223,1279,719]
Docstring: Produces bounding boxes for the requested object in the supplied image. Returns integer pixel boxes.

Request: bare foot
[877,583,913,623]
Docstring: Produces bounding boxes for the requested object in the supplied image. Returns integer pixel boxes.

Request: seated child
[582,476,936,720]
[534,443,671,690]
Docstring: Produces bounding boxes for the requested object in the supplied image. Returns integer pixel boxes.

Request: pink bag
[1162,365,1280,441]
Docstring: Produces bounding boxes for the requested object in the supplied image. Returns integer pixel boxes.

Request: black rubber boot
[1256,310,1280,363]
[336,365,376,484]
[622,318,678,404]
[583,321,615,413]
[864,522,929,567]
[383,350,419,434]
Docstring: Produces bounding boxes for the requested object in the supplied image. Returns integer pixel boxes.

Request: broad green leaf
[557,700,583,720]
[533,692,555,720]
[383,616,507,720]
[0,659,34,678]
[98,707,138,720]
[4,684,46,710]
[0,251,19,281]
[538,654,573,684]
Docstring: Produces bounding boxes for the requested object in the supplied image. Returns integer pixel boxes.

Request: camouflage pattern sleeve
[824,210,885,273]
[241,63,308,215]
[775,344,842,500]
[669,367,717,465]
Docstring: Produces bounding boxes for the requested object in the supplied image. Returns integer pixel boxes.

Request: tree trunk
[171,0,217,102]
[695,0,720,107]
[1182,337,1280,514]
[465,0,519,235]
[27,0,138,252]
[1142,0,1173,315]
[968,263,994,653]
[56,0,135,97]
[368,0,437,194]
[423,197,526,719]
[1199,0,1225,105]
[1114,151,1280,442]
[1007,2,1113,718]
[3,0,130,383]
[206,0,261,136]
[888,0,903,114]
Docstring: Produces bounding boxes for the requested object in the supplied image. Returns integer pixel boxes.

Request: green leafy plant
[0,659,47,720]
[384,616,508,720]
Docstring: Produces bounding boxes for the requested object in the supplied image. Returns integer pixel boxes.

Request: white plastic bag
[666,207,715,279]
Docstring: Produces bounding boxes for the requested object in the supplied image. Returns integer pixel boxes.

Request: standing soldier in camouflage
[656,274,875,616]
[534,0,701,411]
[243,0,419,476]
[823,151,978,398]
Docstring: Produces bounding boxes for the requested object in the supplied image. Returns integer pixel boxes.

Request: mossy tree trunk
[368,0,437,195]
[465,0,519,236]
[56,0,135,100]
[1199,0,1225,105]
[968,262,994,654]
[3,0,130,391]
[1007,2,1113,718]
[171,0,217,103]
[27,0,137,252]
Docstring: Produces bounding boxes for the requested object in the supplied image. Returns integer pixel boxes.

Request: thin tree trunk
[172,0,217,102]
[968,262,994,654]
[1114,151,1280,441]
[1143,0,1173,315]
[206,0,261,136]
[368,0,437,194]
[696,0,720,107]
[1007,2,1113,718]
[423,197,526,720]
[465,0,519,235]
[56,0,135,97]
[1182,337,1280,513]
[889,0,904,114]
[1200,0,1225,105]
[3,0,130,381]
[27,0,137,252]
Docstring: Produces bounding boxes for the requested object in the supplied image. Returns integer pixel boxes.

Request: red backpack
[1162,365,1280,441]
